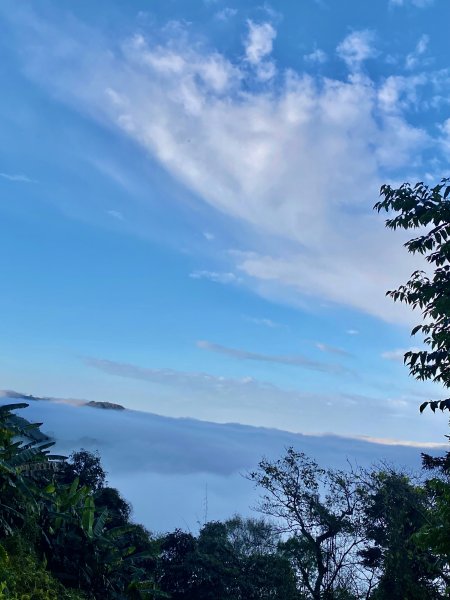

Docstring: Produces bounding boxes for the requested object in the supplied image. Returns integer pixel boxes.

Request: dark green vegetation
[3,178,450,597]
[0,402,157,599]
[375,178,450,413]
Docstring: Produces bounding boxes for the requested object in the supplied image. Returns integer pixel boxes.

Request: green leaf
[419,401,429,413]
[82,496,95,537]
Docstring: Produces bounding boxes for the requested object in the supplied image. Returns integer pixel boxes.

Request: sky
[1,0,450,445]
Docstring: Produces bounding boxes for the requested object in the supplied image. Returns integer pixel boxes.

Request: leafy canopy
[375,178,450,412]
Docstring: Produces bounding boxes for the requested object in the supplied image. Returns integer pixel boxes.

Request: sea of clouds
[1,396,442,533]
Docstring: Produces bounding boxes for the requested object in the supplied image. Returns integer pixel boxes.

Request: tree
[60,449,107,491]
[249,448,368,600]
[157,520,300,600]
[195,521,240,599]
[374,178,450,413]
[0,402,63,536]
[360,469,441,599]
[374,178,450,597]
[95,486,131,527]
[224,515,279,558]
[158,530,200,600]
[0,403,159,599]
[223,517,300,599]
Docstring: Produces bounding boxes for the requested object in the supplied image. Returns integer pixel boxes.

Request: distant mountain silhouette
[86,400,125,411]
[0,390,125,411]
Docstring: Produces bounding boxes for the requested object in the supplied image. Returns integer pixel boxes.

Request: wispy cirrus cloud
[106,209,124,220]
[389,0,434,7]
[5,7,450,325]
[196,339,350,374]
[245,316,280,328]
[0,172,36,183]
[215,7,238,21]
[381,347,421,362]
[315,342,352,358]
[405,35,430,70]
[77,357,447,442]
[85,356,268,393]
[189,270,241,284]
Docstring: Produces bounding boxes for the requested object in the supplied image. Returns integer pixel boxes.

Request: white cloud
[215,7,238,21]
[405,34,429,70]
[337,30,377,70]
[439,118,450,154]
[0,172,36,183]
[85,356,271,396]
[8,10,448,324]
[415,34,429,55]
[346,329,359,335]
[190,270,240,284]
[81,357,446,443]
[389,0,434,7]
[244,20,276,81]
[377,73,427,113]
[196,339,349,374]
[315,342,352,357]
[381,347,421,362]
[244,21,275,64]
[203,231,215,241]
[304,48,327,64]
[252,60,276,82]
[106,209,124,220]
[245,316,279,328]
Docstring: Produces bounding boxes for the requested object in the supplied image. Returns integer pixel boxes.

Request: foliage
[157,519,299,600]
[224,515,279,557]
[0,403,159,599]
[374,178,450,412]
[60,450,107,492]
[373,176,450,598]
[0,536,85,599]
[95,486,131,527]
[249,448,367,600]
[0,402,64,536]
[360,469,442,599]
[412,454,450,595]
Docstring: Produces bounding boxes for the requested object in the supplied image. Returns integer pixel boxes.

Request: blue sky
[1,0,450,444]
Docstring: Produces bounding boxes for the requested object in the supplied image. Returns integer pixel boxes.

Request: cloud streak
[390,0,434,7]
[315,342,352,358]
[85,356,265,391]
[196,339,349,374]
[245,316,280,328]
[80,356,447,442]
[189,270,241,284]
[381,347,421,362]
[0,172,36,183]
